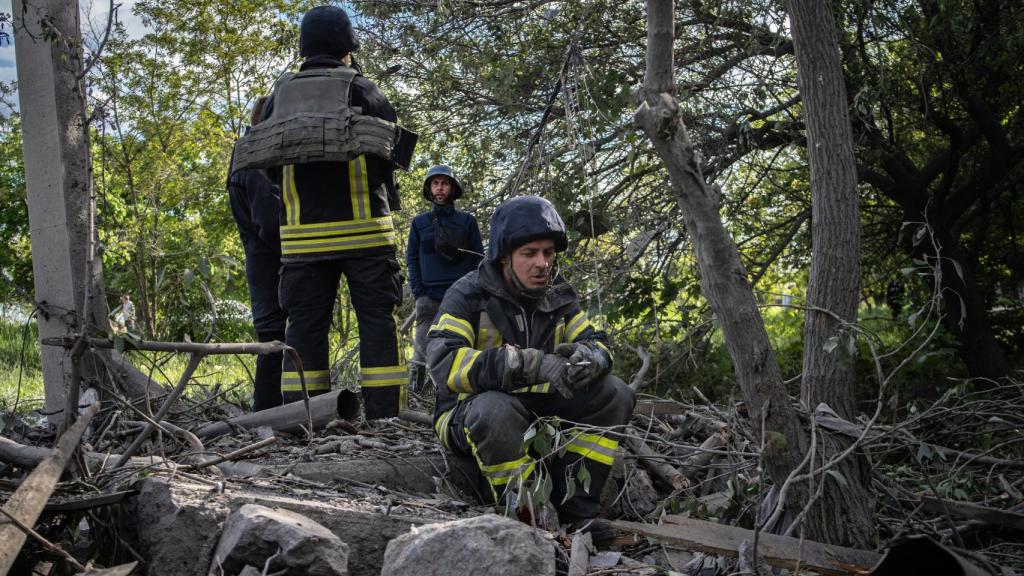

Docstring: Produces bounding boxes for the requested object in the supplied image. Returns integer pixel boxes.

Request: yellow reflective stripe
[349,155,370,219]
[565,431,619,466]
[281,231,396,254]
[554,320,565,346]
[280,215,394,238]
[281,370,330,392]
[434,408,455,448]
[477,312,502,349]
[283,165,300,226]
[594,340,612,361]
[431,313,475,345]
[565,311,592,343]
[513,382,552,394]
[446,347,480,394]
[464,426,497,503]
[361,365,406,388]
[479,454,535,486]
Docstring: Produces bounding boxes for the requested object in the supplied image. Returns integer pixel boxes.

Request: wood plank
[610,516,881,576]
[43,490,135,513]
[919,496,1024,531]
[0,402,99,574]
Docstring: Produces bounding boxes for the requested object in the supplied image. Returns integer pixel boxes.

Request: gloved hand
[555,342,605,390]
[537,353,573,399]
[502,346,573,399]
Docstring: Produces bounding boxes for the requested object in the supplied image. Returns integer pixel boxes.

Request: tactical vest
[232,67,410,171]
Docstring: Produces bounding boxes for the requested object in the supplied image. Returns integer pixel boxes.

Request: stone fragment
[208,504,349,576]
[381,514,555,576]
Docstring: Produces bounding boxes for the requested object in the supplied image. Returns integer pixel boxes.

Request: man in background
[406,165,483,392]
[227,96,286,412]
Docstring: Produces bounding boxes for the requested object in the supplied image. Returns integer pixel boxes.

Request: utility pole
[13,0,105,426]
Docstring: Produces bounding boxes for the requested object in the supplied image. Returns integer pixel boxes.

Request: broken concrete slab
[279,452,482,498]
[128,477,232,576]
[209,504,349,576]
[381,514,557,576]
[124,477,462,576]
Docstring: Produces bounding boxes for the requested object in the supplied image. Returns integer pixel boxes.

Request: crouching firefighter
[426,196,635,537]
[232,6,418,419]
[406,165,484,393]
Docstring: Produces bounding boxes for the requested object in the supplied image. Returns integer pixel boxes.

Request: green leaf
[577,462,592,493]
[183,268,194,287]
[950,258,963,281]
[562,474,576,504]
[913,226,927,246]
[916,443,933,462]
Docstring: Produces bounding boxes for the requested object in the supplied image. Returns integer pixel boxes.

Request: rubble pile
[2,379,1023,575]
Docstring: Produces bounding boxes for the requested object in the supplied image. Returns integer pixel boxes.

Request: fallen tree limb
[0,435,259,478]
[679,432,729,480]
[197,389,347,440]
[624,344,651,391]
[0,401,99,574]
[635,399,688,417]
[624,435,688,490]
[919,496,1024,531]
[610,516,881,576]
[182,437,277,472]
[44,336,315,443]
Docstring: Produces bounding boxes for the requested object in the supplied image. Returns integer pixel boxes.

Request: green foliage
[0,0,1019,405]
[0,115,32,302]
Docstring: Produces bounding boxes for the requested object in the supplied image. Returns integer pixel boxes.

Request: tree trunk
[788,0,875,547]
[933,225,1010,381]
[635,0,808,521]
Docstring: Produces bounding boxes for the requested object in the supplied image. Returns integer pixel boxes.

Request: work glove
[502,346,574,399]
[555,342,606,390]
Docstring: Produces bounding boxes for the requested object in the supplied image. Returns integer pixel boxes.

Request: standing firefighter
[427,196,634,537]
[406,165,483,392]
[227,96,286,412]
[232,6,417,418]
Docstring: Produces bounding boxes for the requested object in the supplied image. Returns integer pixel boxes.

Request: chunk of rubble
[381,514,556,576]
[124,477,452,575]
[208,504,349,575]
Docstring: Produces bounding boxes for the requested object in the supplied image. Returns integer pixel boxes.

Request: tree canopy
[0,0,1020,392]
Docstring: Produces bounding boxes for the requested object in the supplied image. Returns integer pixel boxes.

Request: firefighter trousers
[446,375,635,521]
[279,253,406,419]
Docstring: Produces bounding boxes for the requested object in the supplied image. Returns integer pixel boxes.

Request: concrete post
[13,0,102,425]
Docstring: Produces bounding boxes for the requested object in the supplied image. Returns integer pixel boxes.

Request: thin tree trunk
[933,225,1009,381]
[635,0,808,518]
[789,0,875,547]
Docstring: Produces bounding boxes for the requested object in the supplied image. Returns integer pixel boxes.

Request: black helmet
[422,165,464,202]
[299,6,360,58]
[487,196,568,262]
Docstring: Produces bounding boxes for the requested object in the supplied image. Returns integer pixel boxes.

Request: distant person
[406,165,483,392]
[427,196,634,540]
[232,6,417,418]
[227,96,286,412]
[120,294,136,332]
